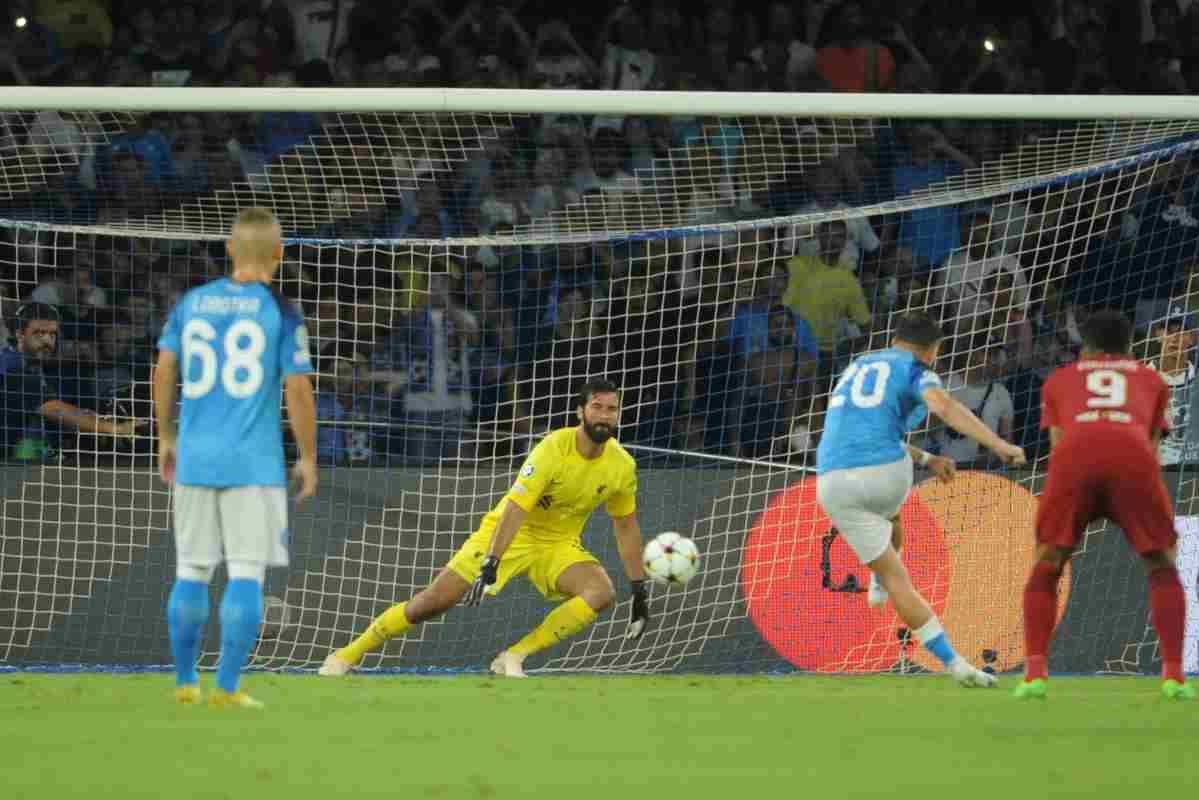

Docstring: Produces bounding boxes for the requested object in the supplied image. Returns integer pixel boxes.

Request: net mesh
[2,105,1199,675]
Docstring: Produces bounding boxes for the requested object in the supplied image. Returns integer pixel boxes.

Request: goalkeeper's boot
[867,573,889,609]
[174,685,203,705]
[318,652,354,677]
[950,658,998,688]
[489,650,528,679]
[1162,679,1195,700]
[1012,678,1048,700]
[208,688,265,710]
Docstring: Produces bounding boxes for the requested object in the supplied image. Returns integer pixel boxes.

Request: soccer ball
[642,532,700,586]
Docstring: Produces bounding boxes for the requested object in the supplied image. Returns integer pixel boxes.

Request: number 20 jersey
[1040,355,1169,447]
[158,278,314,488]
[816,348,942,475]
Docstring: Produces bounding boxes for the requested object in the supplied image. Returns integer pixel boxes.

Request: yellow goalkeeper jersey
[479,427,638,543]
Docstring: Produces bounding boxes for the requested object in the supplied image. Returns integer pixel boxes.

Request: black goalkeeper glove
[625,579,650,640]
[464,556,500,607]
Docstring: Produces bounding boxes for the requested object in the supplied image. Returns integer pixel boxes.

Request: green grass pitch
[2,673,1194,799]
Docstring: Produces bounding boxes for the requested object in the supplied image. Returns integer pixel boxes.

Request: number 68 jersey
[1040,355,1170,449]
[816,348,943,475]
[158,278,314,487]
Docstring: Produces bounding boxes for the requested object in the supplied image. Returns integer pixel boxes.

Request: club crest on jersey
[520,463,535,478]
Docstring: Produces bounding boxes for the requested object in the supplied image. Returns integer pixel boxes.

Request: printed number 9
[1086,369,1126,409]
[182,319,266,399]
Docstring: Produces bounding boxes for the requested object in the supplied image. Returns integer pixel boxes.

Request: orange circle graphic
[908,471,1071,673]
[741,471,1070,673]
[741,475,950,673]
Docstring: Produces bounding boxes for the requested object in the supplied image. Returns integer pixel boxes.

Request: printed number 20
[1086,369,1127,408]
[829,362,891,409]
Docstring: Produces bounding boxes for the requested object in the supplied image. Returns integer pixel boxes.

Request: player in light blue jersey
[816,312,1025,688]
[154,208,317,709]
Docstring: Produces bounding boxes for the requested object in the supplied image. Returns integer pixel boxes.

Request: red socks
[1023,561,1060,681]
[1149,567,1186,684]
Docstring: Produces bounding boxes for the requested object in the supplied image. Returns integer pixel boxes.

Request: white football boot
[489,650,528,678]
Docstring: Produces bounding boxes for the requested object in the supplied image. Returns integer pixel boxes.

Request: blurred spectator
[791,159,880,272]
[518,283,607,434]
[393,272,476,463]
[782,219,872,370]
[1,302,140,461]
[36,0,112,49]
[605,274,688,446]
[529,19,595,90]
[573,129,640,196]
[816,1,896,92]
[727,265,819,458]
[1127,156,1199,329]
[30,261,107,311]
[923,344,1013,468]
[750,2,817,89]
[1145,303,1199,467]
[281,0,355,67]
[892,125,977,271]
[382,13,441,86]
[314,342,387,465]
[89,307,152,425]
[935,208,1030,339]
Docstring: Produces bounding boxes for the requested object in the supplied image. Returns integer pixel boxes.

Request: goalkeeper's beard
[582,420,615,444]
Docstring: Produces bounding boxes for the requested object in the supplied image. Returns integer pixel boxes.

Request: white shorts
[173,485,290,569]
[816,456,912,564]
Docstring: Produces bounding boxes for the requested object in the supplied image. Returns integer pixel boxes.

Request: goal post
[2,88,1199,676]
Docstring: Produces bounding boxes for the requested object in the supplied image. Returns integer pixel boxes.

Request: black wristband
[630,579,648,599]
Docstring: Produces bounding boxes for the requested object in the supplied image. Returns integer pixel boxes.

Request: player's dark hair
[1080,309,1133,355]
[577,378,620,409]
[892,312,944,349]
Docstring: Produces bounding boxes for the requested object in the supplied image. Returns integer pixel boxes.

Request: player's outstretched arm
[612,513,650,640]
[463,501,528,607]
[285,373,318,502]
[922,387,1026,465]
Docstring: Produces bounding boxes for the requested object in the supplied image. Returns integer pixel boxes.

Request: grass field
[1,673,1194,799]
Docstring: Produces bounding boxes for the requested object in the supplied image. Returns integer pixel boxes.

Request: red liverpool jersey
[1041,355,1170,443]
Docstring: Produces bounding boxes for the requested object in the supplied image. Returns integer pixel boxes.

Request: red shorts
[1036,428,1176,555]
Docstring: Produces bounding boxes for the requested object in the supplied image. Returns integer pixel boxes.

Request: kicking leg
[869,514,903,608]
[321,569,471,675]
[1143,548,1193,699]
[493,563,614,678]
[870,547,996,688]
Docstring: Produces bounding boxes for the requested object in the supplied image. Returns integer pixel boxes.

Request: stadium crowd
[2,0,1199,469]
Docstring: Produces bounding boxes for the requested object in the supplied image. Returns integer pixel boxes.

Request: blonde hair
[228,207,283,269]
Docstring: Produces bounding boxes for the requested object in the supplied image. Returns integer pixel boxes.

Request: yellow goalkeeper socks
[509,597,598,658]
[337,602,413,666]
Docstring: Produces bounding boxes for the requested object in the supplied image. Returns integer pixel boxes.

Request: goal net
[3,90,1199,676]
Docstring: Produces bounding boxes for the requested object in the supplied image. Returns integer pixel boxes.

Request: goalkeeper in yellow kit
[320,378,651,678]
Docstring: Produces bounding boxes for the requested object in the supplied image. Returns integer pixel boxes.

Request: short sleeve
[157,301,183,354]
[912,365,942,394]
[606,465,638,518]
[279,314,314,376]
[505,435,563,512]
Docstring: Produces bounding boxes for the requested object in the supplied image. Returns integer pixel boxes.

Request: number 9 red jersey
[1040,355,1171,445]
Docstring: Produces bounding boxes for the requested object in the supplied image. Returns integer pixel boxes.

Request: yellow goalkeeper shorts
[446,530,601,601]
